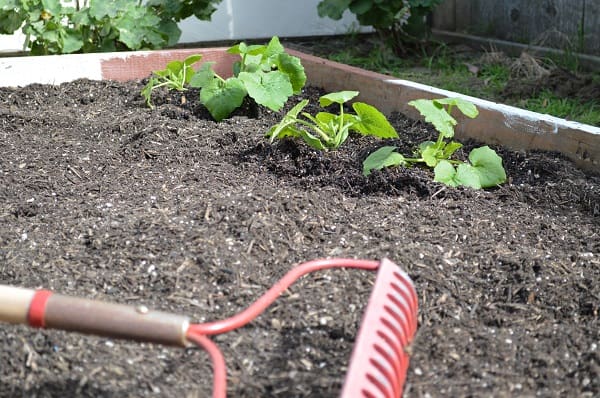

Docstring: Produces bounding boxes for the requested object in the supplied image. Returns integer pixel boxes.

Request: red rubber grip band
[28,290,53,328]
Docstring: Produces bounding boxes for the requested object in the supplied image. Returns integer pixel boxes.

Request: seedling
[363,98,506,189]
[266,91,398,150]
[141,54,203,108]
[189,36,306,121]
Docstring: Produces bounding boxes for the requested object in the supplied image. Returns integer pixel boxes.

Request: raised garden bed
[0,48,599,397]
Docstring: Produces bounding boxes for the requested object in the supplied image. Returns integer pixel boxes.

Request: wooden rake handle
[0,285,190,346]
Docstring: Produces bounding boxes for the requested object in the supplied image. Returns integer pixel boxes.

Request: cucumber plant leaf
[266,99,309,142]
[408,98,456,139]
[434,161,482,189]
[420,143,442,167]
[265,35,286,58]
[238,70,293,111]
[273,53,307,93]
[363,146,408,176]
[436,97,479,118]
[468,145,507,187]
[442,141,463,159]
[200,78,247,121]
[319,90,359,107]
[189,62,216,88]
[353,102,398,138]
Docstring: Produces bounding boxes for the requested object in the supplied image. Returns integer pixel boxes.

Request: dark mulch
[0,79,598,397]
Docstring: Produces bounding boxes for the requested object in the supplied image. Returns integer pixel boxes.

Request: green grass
[325,41,600,126]
[521,90,600,126]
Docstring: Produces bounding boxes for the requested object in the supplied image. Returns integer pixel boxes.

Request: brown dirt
[503,66,600,103]
[0,79,599,397]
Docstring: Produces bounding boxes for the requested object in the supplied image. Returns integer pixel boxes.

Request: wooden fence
[433,0,599,56]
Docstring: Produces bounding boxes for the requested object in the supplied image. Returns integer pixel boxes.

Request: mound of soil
[0,80,598,397]
[503,66,600,103]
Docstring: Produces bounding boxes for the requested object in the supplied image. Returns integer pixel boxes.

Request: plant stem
[295,119,332,144]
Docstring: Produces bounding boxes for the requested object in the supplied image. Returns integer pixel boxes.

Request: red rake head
[340,258,418,398]
[1,258,418,398]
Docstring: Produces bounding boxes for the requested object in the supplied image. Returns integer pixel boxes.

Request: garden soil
[0,79,598,397]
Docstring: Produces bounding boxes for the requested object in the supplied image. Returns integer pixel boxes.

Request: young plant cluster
[266,91,398,150]
[363,98,506,189]
[138,40,505,190]
[0,0,221,54]
[142,36,306,121]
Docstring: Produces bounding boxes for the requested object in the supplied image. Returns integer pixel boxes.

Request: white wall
[0,0,363,53]
[0,31,26,54]
[178,0,363,42]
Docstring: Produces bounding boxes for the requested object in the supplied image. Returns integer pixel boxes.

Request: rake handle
[0,285,190,346]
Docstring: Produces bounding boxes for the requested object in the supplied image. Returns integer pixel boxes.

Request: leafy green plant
[266,90,398,150]
[141,54,202,108]
[0,0,221,55]
[363,98,506,189]
[317,0,444,55]
[189,36,306,121]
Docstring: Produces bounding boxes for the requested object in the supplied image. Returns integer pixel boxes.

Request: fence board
[434,0,599,55]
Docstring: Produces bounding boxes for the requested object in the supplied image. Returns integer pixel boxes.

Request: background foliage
[0,0,222,54]
[317,0,444,55]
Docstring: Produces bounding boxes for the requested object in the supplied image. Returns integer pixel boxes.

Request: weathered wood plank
[583,0,600,55]
[432,0,456,31]
[435,0,599,55]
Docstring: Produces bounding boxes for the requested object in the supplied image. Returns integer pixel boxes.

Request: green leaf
[434,161,482,189]
[455,163,483,189]
[421,144,441,167]
[409,98,456,138]
[158,20,181,47]
[238,70,293,111]
[319,90,359,107]
[332,125,351,148]
[442,141,463,159]
[352,102,398,138]
[62,31,83,53]
[266,99,309,142]
[166,60,184,74]
[89,0,126,18]
[349,0,373,15]
[312,111,338,131]
[71,9,90,25]
[189,62,216,88]
[0,10,24,34]
[183,54,203,67]
[418,141,436,154]
[41,0,62,15]
[363,146,407,176]
[228,42,264,56]
[227,42,242,54]
[243,55,263,72]
[200,78,247,121]
[115,18,145,49]
[265,36,285,58]
[298,129,327,150]
[436,97,479,118]
[317,0,352,19]
[468,146,506,188]
[267,124,304,140]
[141,77,158,107]
[273,53,306,93]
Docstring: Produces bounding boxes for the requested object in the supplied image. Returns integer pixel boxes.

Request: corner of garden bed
[1,47,598,172]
